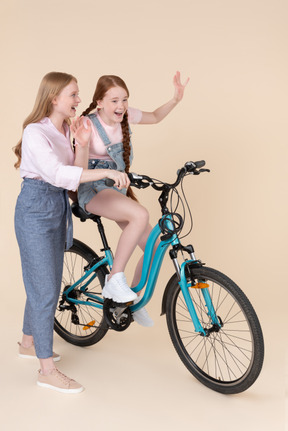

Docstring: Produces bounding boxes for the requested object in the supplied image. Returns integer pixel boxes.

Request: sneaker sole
[102,289,137,303]
[37,381,84,394]
[19,353,61,362]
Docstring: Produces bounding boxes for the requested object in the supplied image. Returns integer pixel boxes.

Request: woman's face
[52,80,81,119]
[97,86,129,126]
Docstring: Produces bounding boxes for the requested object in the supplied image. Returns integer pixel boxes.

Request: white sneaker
[132,296,154,327]
[102,273,137,303]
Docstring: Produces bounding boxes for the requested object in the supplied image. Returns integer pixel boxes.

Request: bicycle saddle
[71,202,101,223]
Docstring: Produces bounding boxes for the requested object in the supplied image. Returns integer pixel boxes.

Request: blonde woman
[14,72,128,393]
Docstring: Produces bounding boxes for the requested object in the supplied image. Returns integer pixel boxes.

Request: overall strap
[88,114,111,147]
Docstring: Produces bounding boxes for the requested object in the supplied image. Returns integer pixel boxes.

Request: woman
[14,71,128,393]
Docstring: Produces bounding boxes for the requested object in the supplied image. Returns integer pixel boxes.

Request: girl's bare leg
[116,222,159,288]
[86,189,149,277]
[109,198,157,327]
[115,221,157,327]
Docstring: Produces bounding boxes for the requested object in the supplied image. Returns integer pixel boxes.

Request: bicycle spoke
[54,241,108,346]
[166,267,264,393]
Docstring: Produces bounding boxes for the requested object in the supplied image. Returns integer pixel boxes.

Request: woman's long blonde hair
[82,75,137,201]
[13,71,77,169]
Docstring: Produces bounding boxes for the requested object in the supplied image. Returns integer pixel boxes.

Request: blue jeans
[14,179,70,358]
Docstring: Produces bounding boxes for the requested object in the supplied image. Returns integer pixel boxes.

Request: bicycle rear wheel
[54,239,109,347]
[165,267,264,394]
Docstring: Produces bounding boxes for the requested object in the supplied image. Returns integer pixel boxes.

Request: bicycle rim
[166,267,264,394]
[54,240,109,347]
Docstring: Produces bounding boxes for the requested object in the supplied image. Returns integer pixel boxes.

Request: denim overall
[78,113,133,213]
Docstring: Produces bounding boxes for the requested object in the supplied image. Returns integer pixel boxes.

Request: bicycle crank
[103,299,132,331]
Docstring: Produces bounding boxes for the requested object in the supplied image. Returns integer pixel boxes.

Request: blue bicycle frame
[64,214,220,336]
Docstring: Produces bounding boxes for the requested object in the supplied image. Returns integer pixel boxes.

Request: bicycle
[54,160,264,394]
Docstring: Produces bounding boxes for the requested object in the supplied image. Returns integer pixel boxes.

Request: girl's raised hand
[70,117,92,147]
[173,71,190,103]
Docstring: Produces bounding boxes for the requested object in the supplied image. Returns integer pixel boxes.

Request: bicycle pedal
[126,300,134,306]
[107,299,133,307]
[103,298,132,331]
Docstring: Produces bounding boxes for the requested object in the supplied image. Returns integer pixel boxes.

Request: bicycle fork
[170,245,222,336]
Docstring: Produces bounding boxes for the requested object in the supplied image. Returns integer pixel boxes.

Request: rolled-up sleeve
[20,126,83,191]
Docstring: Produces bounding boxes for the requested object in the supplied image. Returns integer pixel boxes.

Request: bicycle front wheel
[165,267,264,394]
[54,239,109,347]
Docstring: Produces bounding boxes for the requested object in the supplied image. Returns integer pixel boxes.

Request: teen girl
[14,71,128,394]
[77,72,189,327]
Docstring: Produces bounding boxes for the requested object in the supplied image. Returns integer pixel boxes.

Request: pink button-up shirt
[20,117,83,191]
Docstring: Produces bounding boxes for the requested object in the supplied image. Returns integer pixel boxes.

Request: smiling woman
[13,72,77,169]
[49,80,81,133]
[13,71,129,394]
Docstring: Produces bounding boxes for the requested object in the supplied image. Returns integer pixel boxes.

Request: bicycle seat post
[94,217,111,252]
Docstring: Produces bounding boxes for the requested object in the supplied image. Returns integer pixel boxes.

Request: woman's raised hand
[173,71,190,103]
[70,117,92,147]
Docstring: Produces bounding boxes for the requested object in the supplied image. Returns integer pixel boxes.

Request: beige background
[1,0,287,430]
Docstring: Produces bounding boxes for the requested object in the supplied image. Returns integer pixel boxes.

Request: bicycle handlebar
[105,160,209,190]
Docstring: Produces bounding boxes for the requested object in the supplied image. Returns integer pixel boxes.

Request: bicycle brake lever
[189,168,210,176]
[129,173,153,189]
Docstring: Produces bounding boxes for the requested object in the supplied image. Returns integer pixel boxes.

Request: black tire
[165,267,264,394]
[54,239,109,347]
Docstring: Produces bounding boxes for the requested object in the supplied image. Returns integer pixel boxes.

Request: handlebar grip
[185,160,206,172]
[105,173,143,189]
[195,160,206,169]
[105,178,115,187]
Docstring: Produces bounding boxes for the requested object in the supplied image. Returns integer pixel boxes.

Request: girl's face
[97,86,129,126]
[51,80,81,119]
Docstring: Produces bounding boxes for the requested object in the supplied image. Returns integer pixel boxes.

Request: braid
[82,100,97,117]
[121,112,138,201]
[121,112,131,173]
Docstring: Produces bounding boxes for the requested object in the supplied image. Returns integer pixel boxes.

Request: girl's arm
[71,117,130,189]
[139,71,189,125]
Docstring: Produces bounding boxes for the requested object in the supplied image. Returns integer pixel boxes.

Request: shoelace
[53,369,75,385]
[39,369,75,385]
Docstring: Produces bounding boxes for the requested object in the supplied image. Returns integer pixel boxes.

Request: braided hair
[82,75,137,201]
